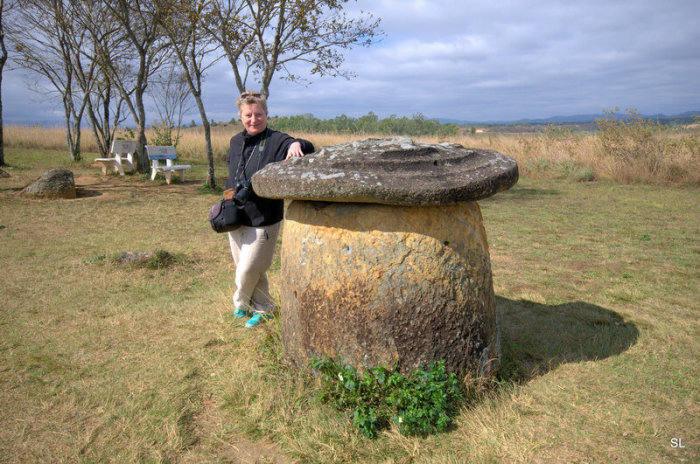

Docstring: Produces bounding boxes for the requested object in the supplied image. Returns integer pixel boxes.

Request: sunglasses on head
[240,92,262,99]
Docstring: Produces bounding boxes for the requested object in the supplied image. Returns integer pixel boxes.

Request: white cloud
[4,0,700,125]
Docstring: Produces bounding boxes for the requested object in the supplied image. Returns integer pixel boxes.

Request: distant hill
[441,111,700,126]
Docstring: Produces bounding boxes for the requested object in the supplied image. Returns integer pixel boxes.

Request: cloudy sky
[4,0,700,125]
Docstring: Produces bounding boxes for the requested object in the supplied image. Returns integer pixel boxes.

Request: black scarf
[237,129,268,183]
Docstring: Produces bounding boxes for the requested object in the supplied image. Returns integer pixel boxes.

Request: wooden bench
[95,140,137,175]
[146,145,192,184]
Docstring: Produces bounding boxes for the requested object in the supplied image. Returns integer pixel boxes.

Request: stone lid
[253,136,518,205]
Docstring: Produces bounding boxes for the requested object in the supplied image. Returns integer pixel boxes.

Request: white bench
[95,140,137,175]
[146,145,192,184]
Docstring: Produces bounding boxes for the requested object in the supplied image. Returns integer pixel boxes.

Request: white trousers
[227,223,281,314]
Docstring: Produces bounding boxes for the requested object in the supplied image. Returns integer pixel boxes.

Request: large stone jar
[253,137,518,378]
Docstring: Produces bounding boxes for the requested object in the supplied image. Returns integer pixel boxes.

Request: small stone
[114,252,157,266]
[113,251,175,267]
[21,168,76,199]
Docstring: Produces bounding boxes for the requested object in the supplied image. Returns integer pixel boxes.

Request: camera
[234,180,253,205]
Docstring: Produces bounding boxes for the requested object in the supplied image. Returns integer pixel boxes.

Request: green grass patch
[197,181,224,195]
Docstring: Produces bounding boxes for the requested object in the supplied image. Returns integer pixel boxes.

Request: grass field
[0,136,698,462]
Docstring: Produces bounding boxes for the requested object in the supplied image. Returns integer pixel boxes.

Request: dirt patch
[71,174,200,200]
[186,398,292,464]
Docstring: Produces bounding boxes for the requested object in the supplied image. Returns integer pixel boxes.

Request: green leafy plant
[310,357,465,438]
[82,253,107,265]
[146,250,177,269]
[197,182,223,195]
[152,123,174,147]
[119,127,136,140]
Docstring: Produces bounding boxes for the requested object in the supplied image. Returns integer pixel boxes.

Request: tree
[356,111,378,134]
[0,0,11,166]
[102,0,170,173]
[203,0,255,95]
[158,0,221,187]
[148,61,194,147]
[8,0,88,161]
[206,0,382,98]
[70,0,128,158]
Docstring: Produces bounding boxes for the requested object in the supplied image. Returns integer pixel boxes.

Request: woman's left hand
[285,141,304,160]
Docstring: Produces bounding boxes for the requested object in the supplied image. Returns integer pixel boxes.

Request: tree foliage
[270,112,460,137]
[204,0,382,97]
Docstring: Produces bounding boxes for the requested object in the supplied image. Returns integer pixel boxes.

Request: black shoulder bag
[208,196,242,233]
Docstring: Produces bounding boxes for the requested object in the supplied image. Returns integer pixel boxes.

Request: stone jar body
[280,200,500,378]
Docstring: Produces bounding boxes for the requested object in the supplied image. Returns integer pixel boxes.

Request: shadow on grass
[496,296,639,382]
[480,184,561,203]
[76,187,103,198]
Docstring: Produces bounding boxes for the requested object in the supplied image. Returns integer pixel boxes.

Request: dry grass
[6,123,700,185]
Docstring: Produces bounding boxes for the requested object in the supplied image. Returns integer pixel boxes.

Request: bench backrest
[146,145,177,160]
[111,140,138,155]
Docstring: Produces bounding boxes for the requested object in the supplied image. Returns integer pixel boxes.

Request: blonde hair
[236,91,268,115]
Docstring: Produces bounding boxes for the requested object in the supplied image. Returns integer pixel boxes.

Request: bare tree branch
[102,0,171,172]
[206,0,382,98]
[70,0,128,157]
[0,0,15,166]
[7,0,89,161]
[158,0,224,187]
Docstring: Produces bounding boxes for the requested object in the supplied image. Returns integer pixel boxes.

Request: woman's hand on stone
[285,141,304,160]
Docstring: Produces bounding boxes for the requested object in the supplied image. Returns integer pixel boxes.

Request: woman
[225,91,314,328]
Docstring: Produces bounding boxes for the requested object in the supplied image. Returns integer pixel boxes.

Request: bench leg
[151,169,157,181]
[179,170,186,182]
[164,170,173,184]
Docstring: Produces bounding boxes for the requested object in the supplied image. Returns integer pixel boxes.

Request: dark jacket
[225,128,314,226]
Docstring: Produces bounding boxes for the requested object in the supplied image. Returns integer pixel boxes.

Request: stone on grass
[21,168,76,199]
[114,251,175,268]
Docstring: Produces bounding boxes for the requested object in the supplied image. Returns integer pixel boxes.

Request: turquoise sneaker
[245,312,272,328]
[234,308,250,319]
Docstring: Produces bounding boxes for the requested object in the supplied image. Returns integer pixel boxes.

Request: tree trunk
[195,95,216,188]
[0,62,4,167]
[0,0,6,167]
[64,110,74,161]
[135,88,149,173]
[64,116,82,162]
[85,98,108,157]
[72,121,81,162]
